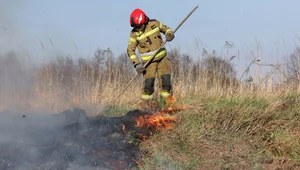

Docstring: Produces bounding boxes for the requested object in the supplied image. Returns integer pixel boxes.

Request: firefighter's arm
[127,32,140,66]
[157,20,174,42]
[157,20,173,34]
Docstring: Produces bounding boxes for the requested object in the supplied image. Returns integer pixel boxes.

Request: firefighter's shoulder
[149,19,160,24]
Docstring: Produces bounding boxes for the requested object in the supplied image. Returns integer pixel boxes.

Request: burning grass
[136,114,177,131]
[0,96,187,170]
[135,96,187,140]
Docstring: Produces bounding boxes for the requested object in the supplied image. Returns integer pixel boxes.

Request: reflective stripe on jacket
[140,48,166,61]
[127,19,173,65]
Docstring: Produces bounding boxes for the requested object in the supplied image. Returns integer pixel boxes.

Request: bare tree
[286,47,300,83]
[202,51,236,79]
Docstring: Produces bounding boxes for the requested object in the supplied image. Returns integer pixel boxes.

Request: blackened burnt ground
[0,108,153,170]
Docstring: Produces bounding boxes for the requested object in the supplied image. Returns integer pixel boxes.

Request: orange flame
[161,95,188,114]
[135,96,187,132]
[136,114,177,131]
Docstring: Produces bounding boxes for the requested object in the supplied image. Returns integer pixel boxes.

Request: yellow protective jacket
[127,19,173,66]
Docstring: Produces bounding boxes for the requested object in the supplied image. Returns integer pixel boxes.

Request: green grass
[138,93,300,169]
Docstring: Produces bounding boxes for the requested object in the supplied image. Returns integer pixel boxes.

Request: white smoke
[0,0,29,53]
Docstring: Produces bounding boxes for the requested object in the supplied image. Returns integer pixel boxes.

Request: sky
[0,0,300,76]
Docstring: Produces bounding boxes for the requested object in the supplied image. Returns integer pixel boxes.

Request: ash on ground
[0,108,150,170]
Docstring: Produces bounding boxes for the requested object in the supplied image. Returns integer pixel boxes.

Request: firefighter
[127,8,175,110]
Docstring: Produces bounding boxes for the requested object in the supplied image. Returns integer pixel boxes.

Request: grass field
[1,46,300,169]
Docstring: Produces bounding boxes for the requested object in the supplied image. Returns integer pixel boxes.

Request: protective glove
[165,31,175,42]
[135,63,146,74]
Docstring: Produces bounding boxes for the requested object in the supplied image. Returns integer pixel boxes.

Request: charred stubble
[0,108,158,170]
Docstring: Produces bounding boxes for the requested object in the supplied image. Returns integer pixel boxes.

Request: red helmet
[130,8,149,27]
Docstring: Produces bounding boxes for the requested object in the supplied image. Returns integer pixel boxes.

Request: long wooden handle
[143,5,199,69]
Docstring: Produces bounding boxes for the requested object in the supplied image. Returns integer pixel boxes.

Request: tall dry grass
[0,45,298,115]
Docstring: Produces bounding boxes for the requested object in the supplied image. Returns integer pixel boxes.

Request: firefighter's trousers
[140,56,172,101]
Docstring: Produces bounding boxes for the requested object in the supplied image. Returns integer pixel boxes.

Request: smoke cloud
[0,0,29,53]
[0,109,142,170]
[0,1,40,110]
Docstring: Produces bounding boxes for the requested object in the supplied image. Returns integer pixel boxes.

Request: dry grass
[1,46,300,169]
[0,46,292,113]
[140,94,300,169]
